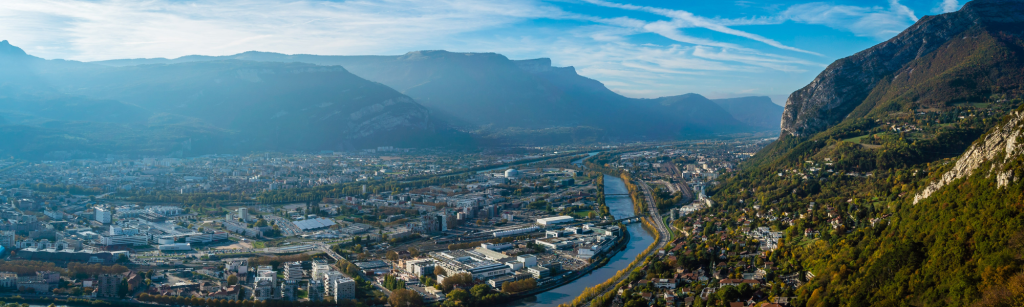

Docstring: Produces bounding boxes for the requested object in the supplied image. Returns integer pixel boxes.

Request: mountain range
[0,41,781,158]
[94,50,781,139]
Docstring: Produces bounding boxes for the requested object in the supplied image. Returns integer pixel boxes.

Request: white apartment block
[95,207,112,224]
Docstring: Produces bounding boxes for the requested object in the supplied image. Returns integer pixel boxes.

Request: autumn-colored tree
[388,289,423,307]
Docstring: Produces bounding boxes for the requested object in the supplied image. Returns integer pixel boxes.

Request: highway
[637,179,671,243]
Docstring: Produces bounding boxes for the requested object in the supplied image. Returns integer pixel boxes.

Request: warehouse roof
[292,217,337,231]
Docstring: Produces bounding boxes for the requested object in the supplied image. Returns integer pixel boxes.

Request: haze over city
[1,1,1024,307]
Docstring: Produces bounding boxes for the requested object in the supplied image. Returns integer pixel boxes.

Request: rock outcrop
[914,109,1024,204]
[780,0,1024,137]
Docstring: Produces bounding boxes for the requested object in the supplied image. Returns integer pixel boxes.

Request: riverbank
[503,228,632,299]
[499,174,653,307]
[563,174,670,307]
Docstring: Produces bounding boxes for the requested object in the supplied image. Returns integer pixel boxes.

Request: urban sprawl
[0,138,830,307]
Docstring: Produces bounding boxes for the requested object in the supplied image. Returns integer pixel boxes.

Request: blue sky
[0,0,965,104]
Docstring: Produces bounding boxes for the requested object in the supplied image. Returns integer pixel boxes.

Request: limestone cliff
[914,109,1024,203]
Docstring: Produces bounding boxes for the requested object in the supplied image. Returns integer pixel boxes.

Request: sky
[0,0,965,105]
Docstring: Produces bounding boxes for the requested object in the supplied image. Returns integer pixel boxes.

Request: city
[0,138,779,307]
[2,0,1023,306]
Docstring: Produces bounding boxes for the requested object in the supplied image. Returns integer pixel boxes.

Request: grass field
[570,209,594,219]
[842,135,870,144]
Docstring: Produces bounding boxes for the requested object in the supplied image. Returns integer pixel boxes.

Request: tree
[434,266,447,277]
[441,273,472,290]
[408,247,420,258]
[227,275,239,286]
[501,278,536,293]
[386,251,399,262]
[447,289,470,304]
[383,275,406,291]
[470,284,490,298]
[117,279,130,298]
[388,289,423,307]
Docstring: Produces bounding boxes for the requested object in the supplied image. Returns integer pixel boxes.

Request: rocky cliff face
[780,0,1024,137]
[914,108,1024,203]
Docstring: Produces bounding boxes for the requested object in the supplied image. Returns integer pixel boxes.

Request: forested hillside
[704,1,1024,306]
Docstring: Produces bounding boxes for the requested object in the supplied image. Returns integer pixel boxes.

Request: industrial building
[404,259,436,277]
[292,218,337,232]
[492,226,539,237]
[431,250,511,280]
[158,243,191,251]
[536,216,574,226]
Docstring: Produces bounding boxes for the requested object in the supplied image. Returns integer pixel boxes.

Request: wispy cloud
[581,0,823,56]
[936,0,962,13]
[0,0,565,61]
[0,0,928,100]
[781,1,919,39]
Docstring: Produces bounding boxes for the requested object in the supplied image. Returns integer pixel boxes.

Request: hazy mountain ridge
[711,96,784,130]
[95,49,768,140]
[1,39,778,157]
[0,41,442,157]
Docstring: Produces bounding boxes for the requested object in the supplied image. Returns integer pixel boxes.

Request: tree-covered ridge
[794,148,1024,307]
[705,103,1024,306]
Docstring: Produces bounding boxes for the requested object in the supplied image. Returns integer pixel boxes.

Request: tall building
[333,277,356,300]
[257,266,276,285]
[0,272,17,288]
[0,231,14,249]
[422,213,448,233]
[323,271,344,297]
[283,261,303,281]
[307,280,324,301]
[95,207,112,224]
[237,207,249,221]
[252,277,275,301]
[281,280,297,301]
[96,274,121,298]
[311,261,330,281]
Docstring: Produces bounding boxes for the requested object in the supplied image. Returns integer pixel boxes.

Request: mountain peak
[958,0,1024,23]
[0,40,28,57]
[514,58,553,72]
[779,0,1024,137]
[399,50,508,62]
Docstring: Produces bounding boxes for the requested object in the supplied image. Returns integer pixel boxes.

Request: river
[502,174,654,307]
